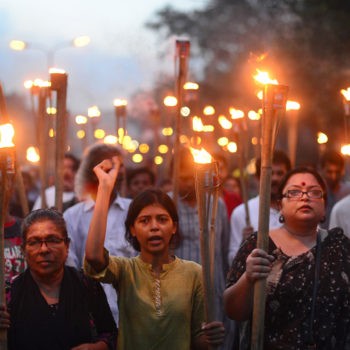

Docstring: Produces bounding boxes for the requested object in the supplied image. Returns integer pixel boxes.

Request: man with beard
[228,150,291,263]
[32,153,80,212]
[64,143,137,325]
[170,147,234,350]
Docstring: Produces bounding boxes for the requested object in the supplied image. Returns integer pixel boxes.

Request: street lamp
[9,35,90,70]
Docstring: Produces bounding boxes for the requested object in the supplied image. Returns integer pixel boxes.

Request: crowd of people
[1,142,350,349]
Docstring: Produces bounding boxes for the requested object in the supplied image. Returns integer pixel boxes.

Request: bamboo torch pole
[251,82,288,350]
[37,85,50,209]
[192,148,219,350]
[0,82,16,350]
[50,70,68,213]
[172,40,190,205]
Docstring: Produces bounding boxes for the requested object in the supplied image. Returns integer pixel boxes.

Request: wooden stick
[251,84,288,350]
[172,40,190,205]
[195,162,219,350]
[50,72,68,213]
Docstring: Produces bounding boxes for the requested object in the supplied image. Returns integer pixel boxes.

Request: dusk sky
[0,0,206,115]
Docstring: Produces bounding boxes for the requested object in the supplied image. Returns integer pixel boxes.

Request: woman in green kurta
[84,156,225,350]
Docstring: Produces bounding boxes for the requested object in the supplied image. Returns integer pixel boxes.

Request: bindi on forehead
[301,181,306,186]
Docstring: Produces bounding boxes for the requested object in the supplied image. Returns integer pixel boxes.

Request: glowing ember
[190,147,212,164]
[254,70,278,85]
[0,123,15,148]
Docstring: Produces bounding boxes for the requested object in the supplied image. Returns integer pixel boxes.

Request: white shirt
[228,195,281,264]
[32,186,75,210]
[64,195,137,324]
[329,194,350,238]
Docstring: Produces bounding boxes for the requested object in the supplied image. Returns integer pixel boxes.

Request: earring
[279,215,285,223]
[320,216,326,224]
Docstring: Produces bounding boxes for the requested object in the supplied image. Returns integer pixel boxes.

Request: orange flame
[248,110,261,121]
[229,108,244,119]
[113,98,127,107]
[190,147,212,164]
[193,116,204,132]
[286,101,301,111]
[0,123,15,148]
[341,88,350,101]
[253,70,278,85]
[26,146,40,163]
[218,115,232,129]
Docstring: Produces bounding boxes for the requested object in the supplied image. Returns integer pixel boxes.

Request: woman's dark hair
[22,208,69,243]
[125,189,180,251]
[277,167,328,204]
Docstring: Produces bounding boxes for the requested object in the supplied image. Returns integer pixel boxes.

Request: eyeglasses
[282,189,324,199]
[25,237,68,250]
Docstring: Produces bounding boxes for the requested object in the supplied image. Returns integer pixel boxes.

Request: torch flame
[229,108,244,119]
[193,116,204,132]
[317,132,328,144]
[190,147,212,164]
[113,99,127,107]
[286,101,301,111]
[26,146,40,163]
[0,123,15,148]
[248,110,261,120]
[253,69,278,85]
[341,88,350,101]
[218,115,232,129]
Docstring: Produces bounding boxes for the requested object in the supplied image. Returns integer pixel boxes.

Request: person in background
[171,147,234,350]
[32,152,80,212]
[84,157,225,349]
[329,192,350,235]
[64,142,136,325]
[4,172,26,281]
[224,167,350,349]
[0,208,117,350]
[126,166,156,199]
[228,150,291,262]
[221,175,242,218]
[9,168,40,217]
[319,149,350,228]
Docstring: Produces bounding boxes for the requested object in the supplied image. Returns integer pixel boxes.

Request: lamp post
[9,35,90,71]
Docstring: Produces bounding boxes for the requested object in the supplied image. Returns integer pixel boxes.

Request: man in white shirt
[32,153,80,212]
[329,194,350,237]
[64,143,136,324]
[228,150,291,263]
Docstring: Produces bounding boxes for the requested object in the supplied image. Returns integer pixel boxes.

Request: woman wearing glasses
[0,209,117,350]
[224,167,350,349]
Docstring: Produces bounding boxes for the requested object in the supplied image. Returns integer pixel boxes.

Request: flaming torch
[252,70,289,350]
[191,147,219,347]
[340,87,350,143]
[113,99,128,145]
[0,83,16,348]
[172,40,190,205]
[286,100,301,167]
[50,69,68,212]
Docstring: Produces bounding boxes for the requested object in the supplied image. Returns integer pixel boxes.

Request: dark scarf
[8,266,95,350]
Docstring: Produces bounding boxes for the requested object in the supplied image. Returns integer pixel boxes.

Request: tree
[147,0,350,157]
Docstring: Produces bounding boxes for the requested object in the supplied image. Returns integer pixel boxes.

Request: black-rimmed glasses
[282,189,324,199]
[25,237,68,250]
